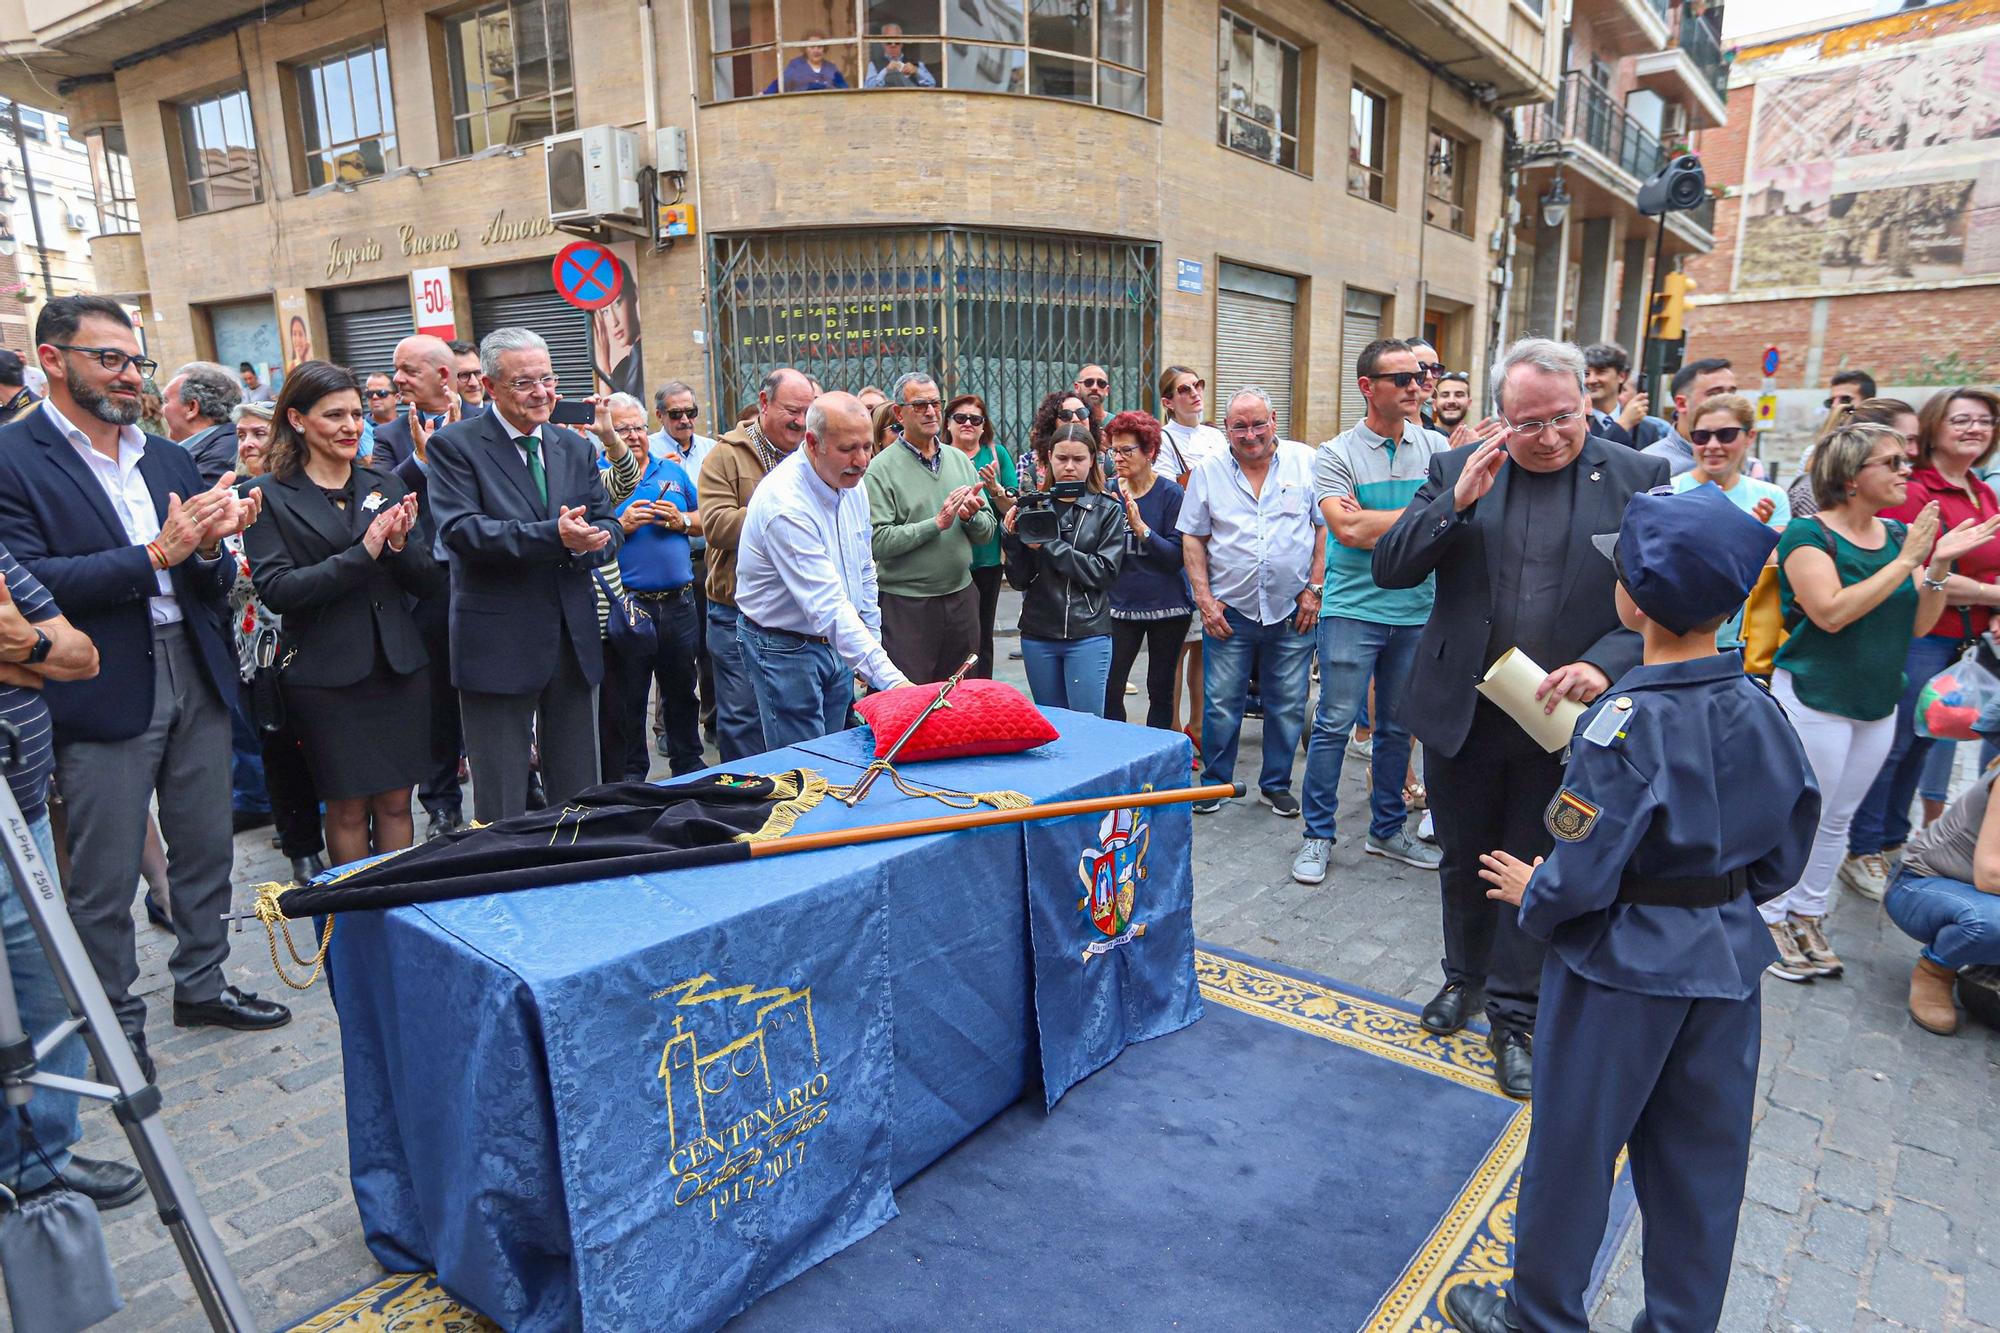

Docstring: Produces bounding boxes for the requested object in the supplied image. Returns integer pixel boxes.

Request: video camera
[1013,480,1087,543]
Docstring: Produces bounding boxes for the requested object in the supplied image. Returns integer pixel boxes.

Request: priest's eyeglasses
[1503,412,1583,438]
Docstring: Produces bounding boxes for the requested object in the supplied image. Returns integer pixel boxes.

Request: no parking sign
[552,241,624,312]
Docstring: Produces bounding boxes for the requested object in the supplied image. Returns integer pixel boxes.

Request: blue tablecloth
[330,711,1193,1332]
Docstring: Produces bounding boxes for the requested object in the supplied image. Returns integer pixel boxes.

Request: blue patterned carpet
[289,946,1630,1332]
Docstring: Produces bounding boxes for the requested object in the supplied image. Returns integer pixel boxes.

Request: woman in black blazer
[243,361,443,866]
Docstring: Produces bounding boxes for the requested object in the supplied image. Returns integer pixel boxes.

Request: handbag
[1740,564,1786,677]
[249,627,286,735]
[594,570,656,660]
[0,1115,123,1332]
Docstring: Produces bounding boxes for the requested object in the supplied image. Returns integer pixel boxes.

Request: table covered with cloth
[327,710,1199,1332]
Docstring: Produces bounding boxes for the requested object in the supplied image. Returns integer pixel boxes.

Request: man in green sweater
[866,371,995,683]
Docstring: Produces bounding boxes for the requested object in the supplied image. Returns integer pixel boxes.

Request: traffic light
[1649,270,1696,342]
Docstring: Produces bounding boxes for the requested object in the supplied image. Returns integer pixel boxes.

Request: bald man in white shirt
[736,392,911,746]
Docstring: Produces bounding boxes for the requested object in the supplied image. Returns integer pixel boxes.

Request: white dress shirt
[44,399,183,625]
[1179,440,1325,626]
[735,450,908,690]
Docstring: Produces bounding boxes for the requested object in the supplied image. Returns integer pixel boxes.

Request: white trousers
[1762,670,1897,923]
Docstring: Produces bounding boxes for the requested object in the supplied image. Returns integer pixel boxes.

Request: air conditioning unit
[63,208,89,230]
[544,125,641,223]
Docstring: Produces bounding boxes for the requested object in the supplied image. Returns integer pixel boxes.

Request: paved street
[35,594,2000,1332]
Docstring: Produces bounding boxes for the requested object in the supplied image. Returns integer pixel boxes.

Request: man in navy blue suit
[425,327,623,823]
[0,295,292,1078]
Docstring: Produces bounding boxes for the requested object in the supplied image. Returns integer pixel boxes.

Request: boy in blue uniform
[1446,483,1821,1333]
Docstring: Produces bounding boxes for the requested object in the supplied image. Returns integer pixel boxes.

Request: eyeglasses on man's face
[902,398,942,414]
[51,344,158,379]
[454,368,482,380]
[1078,377,1109,390]
[364,388,396,400]
[1226,418,1273,437]
[1502,411,1584,438]
[505,374,559,393]
[664,406,700,422]
[1374,371,1427,389]
[613,423,650,439]
[1418,362,1447,380]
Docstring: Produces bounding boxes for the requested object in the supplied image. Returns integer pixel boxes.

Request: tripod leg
[0,771,259,1331]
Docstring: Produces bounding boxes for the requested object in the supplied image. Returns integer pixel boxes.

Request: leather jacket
[1002,490,1126,640]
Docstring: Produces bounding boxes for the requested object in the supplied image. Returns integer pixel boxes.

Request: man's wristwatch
[22,628,52,665]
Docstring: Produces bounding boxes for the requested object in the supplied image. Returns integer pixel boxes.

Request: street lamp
[1539,167,1571,229]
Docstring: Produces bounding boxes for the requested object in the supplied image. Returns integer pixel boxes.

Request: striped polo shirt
[1314,419,1442,626]
[0,542,57,823]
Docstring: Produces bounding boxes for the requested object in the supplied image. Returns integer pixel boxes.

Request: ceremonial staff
[758,782,1243,857]
[840,654,979,806]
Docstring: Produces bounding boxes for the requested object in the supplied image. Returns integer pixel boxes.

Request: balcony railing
[1518,72,1664,183]
[1675,10,1730,103]
[1682,193,1716,235]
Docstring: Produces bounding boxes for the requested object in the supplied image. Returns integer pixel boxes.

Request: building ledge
[86,228,145,296]
[1631,48,1728,129]
[1574,0,1672,60]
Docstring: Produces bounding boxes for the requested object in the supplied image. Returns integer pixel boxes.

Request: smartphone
[549,399,596,427]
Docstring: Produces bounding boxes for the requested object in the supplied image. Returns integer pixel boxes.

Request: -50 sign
[411,266,456,339]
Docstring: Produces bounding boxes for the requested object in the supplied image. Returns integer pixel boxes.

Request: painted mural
[1737,33,2000,289]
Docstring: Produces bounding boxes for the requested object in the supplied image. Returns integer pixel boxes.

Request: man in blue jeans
[0,540,144,1209]
[1295,338,1449,883]
[735,393,909,747]
[1181,387,1324,816]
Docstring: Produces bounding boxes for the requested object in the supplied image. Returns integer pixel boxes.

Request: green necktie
[517,435,548,506]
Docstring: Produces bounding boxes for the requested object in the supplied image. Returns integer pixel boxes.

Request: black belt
[740,614,830,646]
[1616,867,1749,908]
[629,585,691,602]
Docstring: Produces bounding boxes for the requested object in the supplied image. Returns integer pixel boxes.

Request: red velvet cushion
[855,679,1060,760]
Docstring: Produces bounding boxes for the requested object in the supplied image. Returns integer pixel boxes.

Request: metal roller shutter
[470,263,595,394]
[1215,289,1294,439]
[1339,289,1386,432]
[323,281,415,381]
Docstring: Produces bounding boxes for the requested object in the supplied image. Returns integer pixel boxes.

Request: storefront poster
[592,241,644,398]
[278,289,315,370]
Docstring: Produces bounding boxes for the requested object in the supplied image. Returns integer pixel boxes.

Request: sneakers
[1766,920,1817,982]
[1365,828,1443,869]
[1787,912,1843,977]
[1837,852,1891,901]
[1347,727,1374,760]
[1257,788,1301,818]
[1908,956,1960,1035]
[1291,837,1332,885]
[1192,794,1228,814]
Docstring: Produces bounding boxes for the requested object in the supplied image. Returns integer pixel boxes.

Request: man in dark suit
[1581,342,1671,451]
[163,361,243,486]
[1373,336,1670,1100]
[0,296,291,1079]
[372,334,457,473]
[426,327,622,823]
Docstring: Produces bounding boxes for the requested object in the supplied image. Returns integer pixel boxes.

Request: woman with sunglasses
[1840,387,2000,904]
[1670,394,1789,650]
[1761,423,2000,983]
[944,393,1017,677]
[1002,424,1125,715]
[1155,365,1226,480]
[1027,391,1099,490]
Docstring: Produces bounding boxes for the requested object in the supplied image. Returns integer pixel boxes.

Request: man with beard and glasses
[737,392,908,745]
[0,295,291,1084]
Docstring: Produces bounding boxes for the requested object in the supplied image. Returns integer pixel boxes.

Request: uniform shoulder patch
[1546,788,1600,842]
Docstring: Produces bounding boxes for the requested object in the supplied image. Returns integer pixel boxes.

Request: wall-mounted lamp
[1539,167,1571,229]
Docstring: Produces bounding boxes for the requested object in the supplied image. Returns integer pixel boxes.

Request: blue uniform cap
[1591,483,1779,636]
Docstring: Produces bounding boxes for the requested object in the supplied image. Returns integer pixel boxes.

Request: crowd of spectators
[0,288,1996,1219]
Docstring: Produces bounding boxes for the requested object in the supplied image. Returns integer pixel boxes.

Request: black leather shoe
[1489,1027,1534,1100]
[143,893,172,931]
[61,1155,147,1211]
[1443,1283,1522,1333]
[426,809,464,841]
[1420,981,1475,1035]
[174,985,292,1032]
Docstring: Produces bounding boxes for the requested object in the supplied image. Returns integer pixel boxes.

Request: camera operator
[1001,424,1126,716]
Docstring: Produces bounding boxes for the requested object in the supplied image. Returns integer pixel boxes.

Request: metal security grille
[469,262,595,393]
[1339,289,1385,432]
[709,228,1159,455]
[1215,288,1295,439]
[323,281,414,380]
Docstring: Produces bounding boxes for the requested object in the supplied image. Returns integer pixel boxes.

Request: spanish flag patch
[1545,788,1600,842]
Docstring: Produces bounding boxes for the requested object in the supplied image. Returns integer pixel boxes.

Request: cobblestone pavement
[32,605,2000,1331]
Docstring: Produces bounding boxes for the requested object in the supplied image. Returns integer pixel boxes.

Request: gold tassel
[832,762,1032,811]
[251,881,335,990]
[737,770,831,843]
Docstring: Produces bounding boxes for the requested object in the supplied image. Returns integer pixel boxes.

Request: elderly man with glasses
[425,327,623,822]
[1373,336,1669,1101]
[1182,386,1324,820]
[862,370,992,684]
